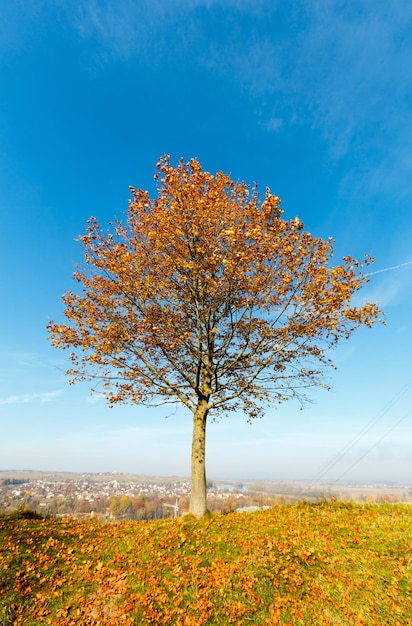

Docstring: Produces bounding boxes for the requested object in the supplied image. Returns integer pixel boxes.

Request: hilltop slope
[1,502,411,625]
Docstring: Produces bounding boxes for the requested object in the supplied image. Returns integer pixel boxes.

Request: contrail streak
[367,260,412,276]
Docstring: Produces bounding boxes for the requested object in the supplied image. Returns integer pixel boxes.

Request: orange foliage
[48,156,380,416]
[47,157,382,514]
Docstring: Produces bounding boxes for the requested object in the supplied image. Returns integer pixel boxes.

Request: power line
[330,408,412,484]
[307,379,412,487]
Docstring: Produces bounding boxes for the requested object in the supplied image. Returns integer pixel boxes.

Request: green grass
[0,501,411,625]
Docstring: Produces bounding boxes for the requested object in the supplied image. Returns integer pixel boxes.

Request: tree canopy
[48,156,381,516]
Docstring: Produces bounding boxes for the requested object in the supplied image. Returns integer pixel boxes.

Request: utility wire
[307,379,412,487]
[330,408,412,484]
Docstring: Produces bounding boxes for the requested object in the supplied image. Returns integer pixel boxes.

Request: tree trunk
[190,400,209,517]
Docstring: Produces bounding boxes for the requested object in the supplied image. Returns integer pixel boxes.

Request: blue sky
[1,1,411,484]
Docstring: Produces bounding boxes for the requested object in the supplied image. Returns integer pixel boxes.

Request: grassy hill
[1,501,410,625]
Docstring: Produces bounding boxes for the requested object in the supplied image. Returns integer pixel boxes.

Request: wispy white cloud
[85,393,105,405]
[0,351,65,389]
[5,2,412,169]
[367,260,412,277]
[217,3,412,164]
[68,0,201,62]
[361,260,412,308]
[2,351,40,367]
[263,117,283,133]
[62,2,412,202]
[0,390,63,405]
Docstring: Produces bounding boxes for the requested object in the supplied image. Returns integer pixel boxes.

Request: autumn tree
[48,156,381,517]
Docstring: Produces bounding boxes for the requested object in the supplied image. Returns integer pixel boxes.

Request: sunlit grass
[1,501,411,624]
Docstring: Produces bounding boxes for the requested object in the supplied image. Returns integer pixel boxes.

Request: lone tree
[48,156,381,517]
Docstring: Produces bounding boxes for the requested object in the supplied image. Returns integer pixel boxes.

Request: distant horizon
[1,468,410,487]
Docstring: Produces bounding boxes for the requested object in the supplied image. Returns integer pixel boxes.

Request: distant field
[0,470,189,484]
[1,501,411,625]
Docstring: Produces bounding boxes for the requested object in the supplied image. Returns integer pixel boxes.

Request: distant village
[1,471,410,520]
[0,472,275,519]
